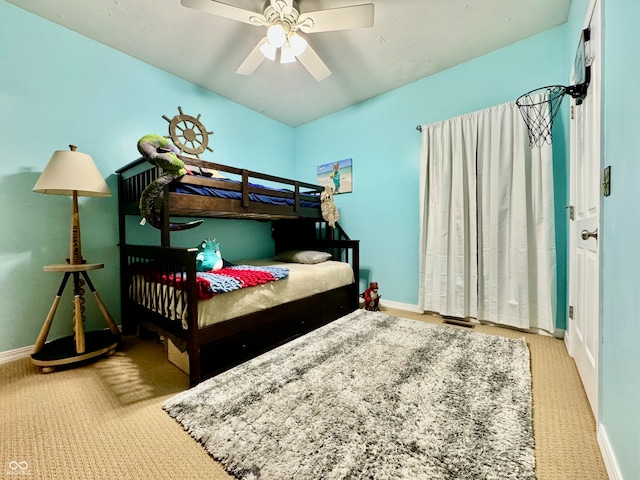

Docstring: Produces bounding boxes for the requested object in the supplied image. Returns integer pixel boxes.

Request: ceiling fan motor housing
[263,1,300,27]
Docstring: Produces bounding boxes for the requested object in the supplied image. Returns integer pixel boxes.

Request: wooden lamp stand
[32,181,121,372]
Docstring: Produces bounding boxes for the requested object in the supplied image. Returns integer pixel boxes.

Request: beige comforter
[131,259,355,329]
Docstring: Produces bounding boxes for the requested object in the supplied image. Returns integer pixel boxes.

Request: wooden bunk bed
[117,155,360,386]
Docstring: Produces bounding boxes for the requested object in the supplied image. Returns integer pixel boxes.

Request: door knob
[581,228,598,240]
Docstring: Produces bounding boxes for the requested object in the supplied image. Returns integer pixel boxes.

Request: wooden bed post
[117,169,136,335]
[161,185,171,247]
[241,169,249,209]
[185,250,201,387]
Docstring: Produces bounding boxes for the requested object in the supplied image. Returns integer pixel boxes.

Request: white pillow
[276,250,332,264]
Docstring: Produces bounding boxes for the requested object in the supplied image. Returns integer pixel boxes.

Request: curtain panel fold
[419,114,478,320]
[419,101,556,332]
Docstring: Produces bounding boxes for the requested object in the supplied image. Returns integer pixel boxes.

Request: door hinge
[571,105,575,119]
[566,205,575,220]
[603,166,611,197]
[569,305,574,319]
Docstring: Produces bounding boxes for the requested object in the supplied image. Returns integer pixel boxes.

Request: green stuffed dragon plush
[195,238,223,272]
[137,133,203,231]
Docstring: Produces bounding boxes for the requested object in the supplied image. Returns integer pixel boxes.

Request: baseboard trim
[598,423,623,480]
[0,345,33,365]
[564,331,572,355]
[379,299,422,313]
[564,319,573,356]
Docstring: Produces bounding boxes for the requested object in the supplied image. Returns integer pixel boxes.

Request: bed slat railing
[120,244,201,382]
[272,219,360,292]
[315,221,351,242]
[317,239,360,292]
[117,156,324,217]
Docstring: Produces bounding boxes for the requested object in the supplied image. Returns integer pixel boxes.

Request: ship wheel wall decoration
[162,106,214,158]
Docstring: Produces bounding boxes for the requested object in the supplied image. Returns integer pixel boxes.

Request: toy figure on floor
[361,282,381,311]
[137,133,203,231]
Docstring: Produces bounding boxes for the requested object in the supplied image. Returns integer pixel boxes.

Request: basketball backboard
[573,28,591,104]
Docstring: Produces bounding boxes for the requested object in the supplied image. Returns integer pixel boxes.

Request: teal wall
[4,0,640,476]
[294,25,570,329]
[600,0,640,477]
[0,1,295,352]
[555,0,640,476]
[0,0,572,346]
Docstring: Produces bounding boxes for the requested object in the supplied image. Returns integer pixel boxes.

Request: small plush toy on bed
[361,282,381,311]
[321,185,339,228]
[196,239,223,272]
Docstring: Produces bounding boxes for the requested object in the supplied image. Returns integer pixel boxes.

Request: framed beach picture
[317,158,352,194]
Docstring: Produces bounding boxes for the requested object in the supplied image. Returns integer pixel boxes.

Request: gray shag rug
[163,310,534,480]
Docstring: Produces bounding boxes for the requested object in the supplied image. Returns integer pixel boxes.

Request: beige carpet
[0,307,608,480]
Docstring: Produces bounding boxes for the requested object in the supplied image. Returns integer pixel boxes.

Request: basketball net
[516,86,566,147]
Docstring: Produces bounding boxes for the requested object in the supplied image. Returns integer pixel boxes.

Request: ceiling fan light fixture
[288,32,307,56]
[259,41,277,60]
[280,45,297,64]
[266,23,288,48]
[182,0,376,81]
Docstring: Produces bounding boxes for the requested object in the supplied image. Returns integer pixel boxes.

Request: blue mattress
[171,178,321,209]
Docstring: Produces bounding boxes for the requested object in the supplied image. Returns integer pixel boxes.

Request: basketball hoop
[516,78,589,147]
[516,86,566,147]
[518,27,592,147]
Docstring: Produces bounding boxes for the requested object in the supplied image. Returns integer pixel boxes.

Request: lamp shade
[33,146,111,197]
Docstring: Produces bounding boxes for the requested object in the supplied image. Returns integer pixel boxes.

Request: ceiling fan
[181,0,375,81]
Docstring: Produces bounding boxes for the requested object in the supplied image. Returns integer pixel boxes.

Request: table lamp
[33,145,111,264]
[31,145,120,372]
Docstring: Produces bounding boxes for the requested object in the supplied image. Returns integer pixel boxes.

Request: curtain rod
[416,125,422,132]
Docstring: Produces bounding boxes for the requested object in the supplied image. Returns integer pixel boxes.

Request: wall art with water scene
[317,158,352,194]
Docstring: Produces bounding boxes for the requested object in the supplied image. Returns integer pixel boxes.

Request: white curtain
[419,101,556,332]
[418,114,478,320]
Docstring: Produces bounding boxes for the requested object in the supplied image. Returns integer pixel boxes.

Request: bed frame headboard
[272,219,359,290]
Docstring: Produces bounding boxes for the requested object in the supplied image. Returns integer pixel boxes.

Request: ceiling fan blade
[181,0,262,25]
[296,43,331,82]
[298,3,374,33]
[235,38,267,75]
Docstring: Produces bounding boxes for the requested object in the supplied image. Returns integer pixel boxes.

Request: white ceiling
[8,0,570,127]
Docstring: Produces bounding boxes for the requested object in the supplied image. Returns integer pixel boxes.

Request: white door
[568,0,601,418]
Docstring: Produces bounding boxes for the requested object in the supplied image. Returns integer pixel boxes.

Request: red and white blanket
[154,265,290,300]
